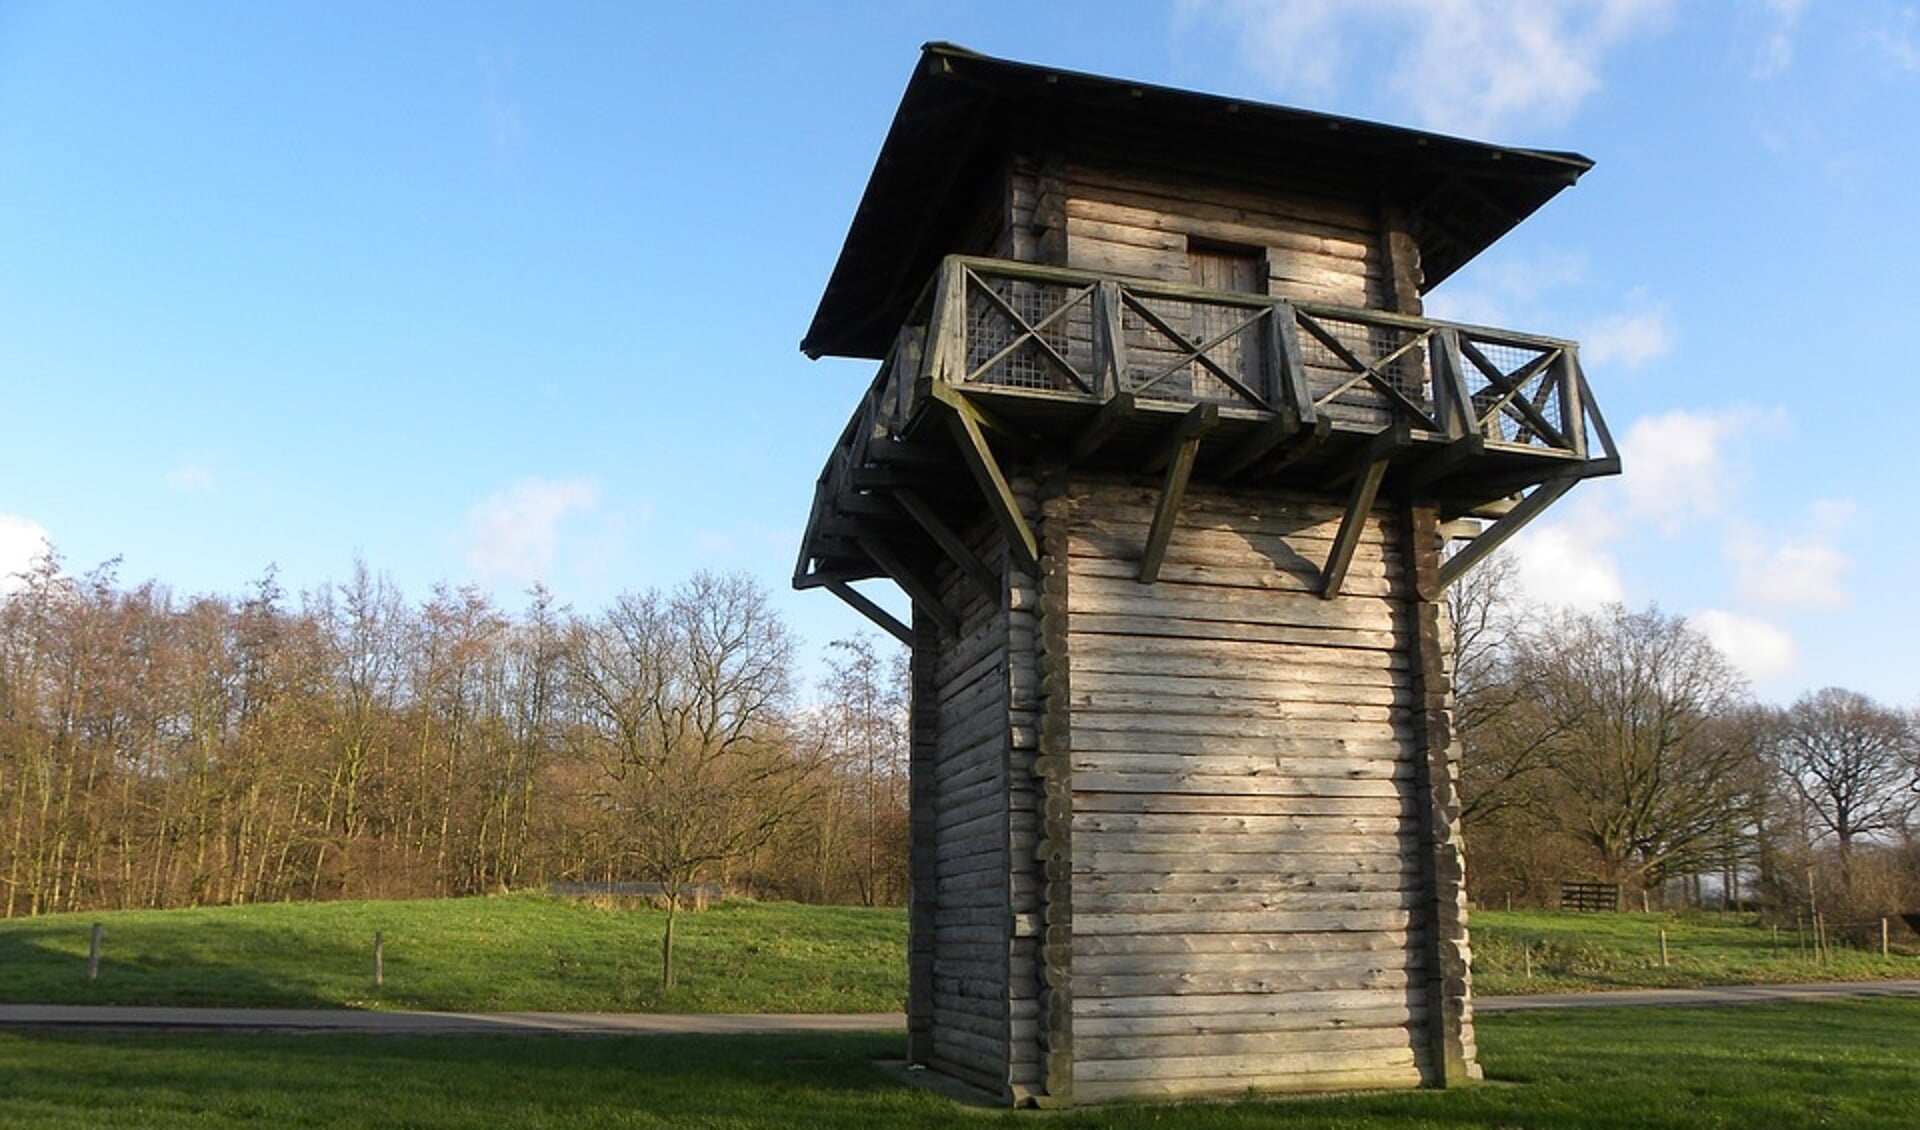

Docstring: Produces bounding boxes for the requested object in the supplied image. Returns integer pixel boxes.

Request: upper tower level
[797,43,1618,618]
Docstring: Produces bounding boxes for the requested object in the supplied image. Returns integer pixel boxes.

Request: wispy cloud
[1869,7,1920,72]
[1749,0,1806,78]
[463,476,599,584]
[1508,498,1627,610]
[477,47,528,160]
[1726,500,1854,611]
[1581,303,1674,369]
[0,513,50,592]
[163,464,215,494]
[1691,608,1798,681]
[1183,0,1673,136]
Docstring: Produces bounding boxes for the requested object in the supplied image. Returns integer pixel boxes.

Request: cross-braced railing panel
[1121,292,1273,411]
[962,270,1098,394]
[910,256,1602,464]
[1451,333,1572,450]
[1294,309,1438,432]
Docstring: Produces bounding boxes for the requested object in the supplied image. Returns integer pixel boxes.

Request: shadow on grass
[0,921,374,1009]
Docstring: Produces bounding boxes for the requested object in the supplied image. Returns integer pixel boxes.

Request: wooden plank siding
[1056,474,1458,1101]
[919,518,1015,1097]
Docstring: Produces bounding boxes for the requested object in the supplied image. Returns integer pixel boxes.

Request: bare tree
[1764,688,1918,891]
[568,572,806,989]
[1516,604,1754,892]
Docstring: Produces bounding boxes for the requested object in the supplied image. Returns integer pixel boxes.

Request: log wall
[914,519,1015,1096]
[1050,474,1475,1103]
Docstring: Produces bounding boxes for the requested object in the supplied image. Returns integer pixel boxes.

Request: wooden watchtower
[796,45,1617,1106]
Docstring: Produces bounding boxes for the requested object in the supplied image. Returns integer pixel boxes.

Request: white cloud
[0,514,51,593]
[163,464,215,494]
[1618,406,1781,532]
[1506,502,1626,610]
[1185,0,1673,135]
[1725,500,1854,611]
[1581,307,1673,369]
[463,476,599,584]
[1690,608,1798,682]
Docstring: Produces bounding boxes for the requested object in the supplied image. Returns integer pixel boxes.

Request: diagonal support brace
[929,384,1041,573]
[1140,404,1218,583]
[895,488,998,602]
[859,537,959,637]
[1321,424,1410,599]
[1436,477,1577,595]
[824,581,913,647]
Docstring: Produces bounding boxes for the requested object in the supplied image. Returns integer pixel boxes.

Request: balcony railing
[873,256,1607,461]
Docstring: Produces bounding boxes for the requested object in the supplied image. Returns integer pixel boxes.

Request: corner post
[1402,504,1480,1087]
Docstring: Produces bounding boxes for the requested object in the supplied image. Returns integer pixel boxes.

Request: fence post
[374,931,385,988]
[87,923,103,981]
[1883,918,1890,959]
[1523,943,1533,983]
[1659,929,1669,969]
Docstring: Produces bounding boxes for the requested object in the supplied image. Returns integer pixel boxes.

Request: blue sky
[1,2,1915,706]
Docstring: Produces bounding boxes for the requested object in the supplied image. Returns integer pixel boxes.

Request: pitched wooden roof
[803,43,1593,361]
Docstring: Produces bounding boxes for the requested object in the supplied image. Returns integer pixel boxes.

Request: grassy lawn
[0,999,1916,1128]
[3,896,1915,1013]
[1472,908,1920,996]
[0,894,907,1013]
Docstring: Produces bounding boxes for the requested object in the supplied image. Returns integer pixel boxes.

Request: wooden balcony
[797,256,1618,632]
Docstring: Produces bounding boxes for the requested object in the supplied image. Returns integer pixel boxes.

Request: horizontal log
[1072,984,1425,1017]
[1069,728,1413,760]
[1069,611,1402,651]
[1066,167,1379,249]
[1077,941,1415,975]
[1073,1042,1418,1083]
[1068,552,1403,599]
[1079,1023,1418,1065]
[1065,193,1373,262]
[1074,850,1416,877]
[1071,751,1414,782]
[1073,887,1423,918]
[1074,1002,1420,1039]
[1072,770,1411,798]
[1074,810,1411,839]
[1070,693,1410,725]
[1072,791,1414,818]
[1075,908,1415,936]
[1068,578,1405,633]
[1071,1064,1423,1103]
[1076,869,1417,901]
[1070,714,1416,743]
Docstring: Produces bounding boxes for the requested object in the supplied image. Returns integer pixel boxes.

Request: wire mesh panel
[962,275,1096,392]
[1120,294,1269,409]
[1458,336,1568,448]
[1297,312,1434,430]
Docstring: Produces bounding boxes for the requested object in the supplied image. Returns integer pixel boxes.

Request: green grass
[1473,909,1920,995]
[0,894,907,1013]
[6,897,1915,1013]
[0,1000,1916,1127]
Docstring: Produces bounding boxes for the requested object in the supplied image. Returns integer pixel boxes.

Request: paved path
[3,981,1917,1035]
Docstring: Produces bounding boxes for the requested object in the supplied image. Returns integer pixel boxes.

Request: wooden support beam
[1139,404,1216,584]
[1321,425,1409,599]
[1245,413,1333,479]
[823,580,912,647]
[1214,406,1302,479]
[1438,477,1576,593]
[858,536,959,637]
[1398,433,1486,496]
[1143,402,1218,473]
[894,488,998,601]
[936,390,1041,573]
[1070,391,1136,462]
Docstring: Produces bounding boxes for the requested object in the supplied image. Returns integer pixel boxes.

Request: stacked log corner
[903,469,1481,1104]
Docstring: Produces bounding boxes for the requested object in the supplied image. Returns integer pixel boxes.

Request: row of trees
[1453,558,1920,926]
[0,549,907,918]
